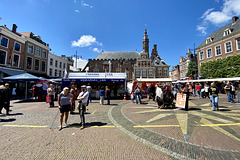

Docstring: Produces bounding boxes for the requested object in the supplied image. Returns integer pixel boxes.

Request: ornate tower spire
[142,27,149,57]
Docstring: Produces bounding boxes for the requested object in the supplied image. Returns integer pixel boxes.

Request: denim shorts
[60,104,71,113]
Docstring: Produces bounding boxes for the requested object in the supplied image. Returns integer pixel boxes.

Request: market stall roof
[3,73,44,82]
[136,78,172,82]
[0,68,24,76]
[175,77,240,83]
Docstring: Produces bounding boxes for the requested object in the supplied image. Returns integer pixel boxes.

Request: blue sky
[1,0,240,69]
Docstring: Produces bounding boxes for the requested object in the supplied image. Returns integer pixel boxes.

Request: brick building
[197,16,240,76]
[134,29,170,80]
[171,65,180,81]
[88,51,139,81]
[0,24,26,81]
[20,32,50,77]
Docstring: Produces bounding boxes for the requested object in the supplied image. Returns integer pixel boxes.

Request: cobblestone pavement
[0,94,240,159]
[0,99,171,160]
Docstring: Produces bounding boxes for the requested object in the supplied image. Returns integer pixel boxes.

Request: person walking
[225,82,234,103]
[58,87,72,131]
[99,86,105,105]
[209,83,219,111]
[70,86,76,114]
[0,85,5,114]
[135,86,142,104]
[87,83,92,104]
[204,83,210,99]
[105,86,111,105]
[195,83,201,99]
[236,83,240,103]
[47,84,55,107]
[156,84,163,108]
[77,85,89,130]
[0,83,11,115]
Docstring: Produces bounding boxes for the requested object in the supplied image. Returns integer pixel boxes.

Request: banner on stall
[176,93,186,109]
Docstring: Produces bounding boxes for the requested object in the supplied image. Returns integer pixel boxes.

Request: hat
[63,87,69,91]
[81,85,86,88]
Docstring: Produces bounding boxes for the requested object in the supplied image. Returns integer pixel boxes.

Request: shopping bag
[46,96,51,103]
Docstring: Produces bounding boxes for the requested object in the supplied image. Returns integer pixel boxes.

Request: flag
[64,68,67,78]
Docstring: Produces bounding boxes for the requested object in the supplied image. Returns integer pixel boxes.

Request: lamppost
[108,60,111,73]
[72,50,82,69]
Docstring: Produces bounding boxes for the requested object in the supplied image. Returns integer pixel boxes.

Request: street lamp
[108,60,111,73]
[72,50,82,69]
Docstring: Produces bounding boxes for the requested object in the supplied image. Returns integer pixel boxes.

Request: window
[236,38,240,50]
[149,70,153,77]
[158,69,162,76]
[95,63,98,68]
[55,60,58,67]
[215,45,222,56]
[35,47,41,56]
[59,62,62,68]
[63,63,66,69]
[42,61,46,72]
[0,50,7,65]
[223,28,231,36]
[27,57,32,70]
[136,70,140,77]
[42,50,47,58]
[164,69,168,76]
[206,37,213,44]
[59,70,61,77]
[142,70,147,77]
[28,44,34,54]
[207,49,212,58]
[35,59,40,71]
[13,54,20,67]
[63,71,65,77]
[1,36,8,47]
[14,42,21,52]
[55,69,57,77]
[225,42,232,53]
[200,51,204,60]
[49,68,52,76]
[50,58,53,66]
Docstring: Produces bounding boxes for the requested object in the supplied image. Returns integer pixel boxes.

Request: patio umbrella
[3,73,44,99]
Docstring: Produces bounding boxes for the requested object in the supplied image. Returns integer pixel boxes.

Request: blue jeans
[135,94,142,104]
[227,92,234,102]
[211,96,218,110]
[197,90,200,98]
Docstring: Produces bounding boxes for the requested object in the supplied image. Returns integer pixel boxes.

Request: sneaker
[80,125,84,130]
[58,127,62,131]
[65,124,69,127]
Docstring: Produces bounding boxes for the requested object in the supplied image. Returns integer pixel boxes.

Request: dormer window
[206,37,213,44]
[223,28,232,36]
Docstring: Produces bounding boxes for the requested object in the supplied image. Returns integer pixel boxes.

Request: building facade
[179,48,197,80]
[20,32,49,78]
[134,29,170,80]
[171,65,180,81]
[48,53,73,78]
[88,51,138,81]
[0,24,26,81]
[197,16,240,76]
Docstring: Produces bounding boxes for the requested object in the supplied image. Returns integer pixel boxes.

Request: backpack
[135,88,140,94]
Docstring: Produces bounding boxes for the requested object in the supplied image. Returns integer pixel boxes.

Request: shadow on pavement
[69,122,108,128]
[218,109,231,111]
[7,113,23,116]
[0,118,16,122]
[188,108,201,111]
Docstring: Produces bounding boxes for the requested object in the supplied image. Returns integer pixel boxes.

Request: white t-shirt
[78,91,89,103]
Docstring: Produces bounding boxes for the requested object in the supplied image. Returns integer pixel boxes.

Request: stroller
[157,92,175,109]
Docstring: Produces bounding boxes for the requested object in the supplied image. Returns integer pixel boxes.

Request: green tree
[200,54,240,78]
[186,62,198,79]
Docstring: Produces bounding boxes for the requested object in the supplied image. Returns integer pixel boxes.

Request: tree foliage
[186,62,198,79]
[200,54,240,79]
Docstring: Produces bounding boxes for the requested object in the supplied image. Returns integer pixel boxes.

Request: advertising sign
[176,93,186,109]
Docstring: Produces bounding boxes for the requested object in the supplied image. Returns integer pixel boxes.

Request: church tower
[142,28,149,57]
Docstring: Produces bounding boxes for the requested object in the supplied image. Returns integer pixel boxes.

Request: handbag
[46,96,51,103]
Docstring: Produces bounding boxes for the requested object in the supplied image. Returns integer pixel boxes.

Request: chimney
[154,44,157,53]
[12,24,17,33]
[232,16,239,23]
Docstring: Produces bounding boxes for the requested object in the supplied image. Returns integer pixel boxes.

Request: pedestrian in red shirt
[195,83,201,99]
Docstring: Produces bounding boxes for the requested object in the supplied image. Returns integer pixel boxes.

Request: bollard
[123,93,127,101]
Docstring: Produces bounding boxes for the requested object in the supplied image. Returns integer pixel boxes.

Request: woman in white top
[155,84,163,108]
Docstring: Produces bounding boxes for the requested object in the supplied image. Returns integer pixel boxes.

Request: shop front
[62,73,127,99]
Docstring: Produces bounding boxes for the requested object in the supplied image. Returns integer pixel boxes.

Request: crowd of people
[131,81,240,111]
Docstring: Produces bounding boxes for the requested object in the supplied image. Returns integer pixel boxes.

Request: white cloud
[197,0,240,35]
[196,26,207,36]
[75,9,80,13]
[81,1,93,8]
[93,48,101,53]
[71,35,102,48]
